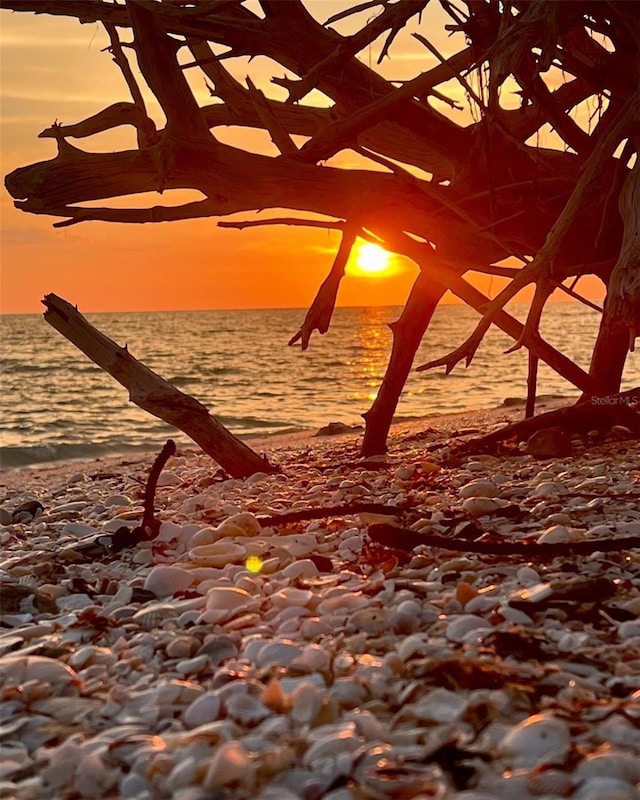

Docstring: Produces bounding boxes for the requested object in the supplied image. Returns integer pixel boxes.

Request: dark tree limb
[42,294,278,478]
[369,524,640,558]
[460,389,640,453]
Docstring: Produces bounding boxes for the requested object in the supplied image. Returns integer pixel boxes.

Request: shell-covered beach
[1,406,639,800]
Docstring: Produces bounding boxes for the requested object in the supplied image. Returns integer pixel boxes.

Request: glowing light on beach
[245,555,263,573]
[351,242,392,276]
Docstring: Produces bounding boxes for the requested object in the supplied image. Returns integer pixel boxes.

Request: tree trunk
[42,294,278,478]
[362,273,445,455]
[585,316,630,397]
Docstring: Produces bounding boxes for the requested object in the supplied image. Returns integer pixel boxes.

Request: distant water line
[0,304,637,470]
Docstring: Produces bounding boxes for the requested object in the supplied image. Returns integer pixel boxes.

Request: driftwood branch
[42,294,278,478]
[461,389,640,453]
[369,524,640,559]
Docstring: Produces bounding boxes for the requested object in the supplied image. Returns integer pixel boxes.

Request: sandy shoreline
[0,397,572,491]
[1,401,639,799]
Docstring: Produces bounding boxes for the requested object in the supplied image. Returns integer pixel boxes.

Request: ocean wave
[0,442,158,471]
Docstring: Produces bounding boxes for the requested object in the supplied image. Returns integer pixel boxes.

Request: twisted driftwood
[2,1,638,455]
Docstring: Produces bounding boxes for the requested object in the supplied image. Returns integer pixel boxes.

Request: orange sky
[0,2,606,314]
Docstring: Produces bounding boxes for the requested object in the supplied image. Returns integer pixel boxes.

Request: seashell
[280,559,320,580]
[317,591,369,615]
[290,643,331,673]
[526,767,574,796]
[412,687,469,723]
[183,690,222,728]
[221,512,262,536]
[75,749,119,798]
[617,620,640,640]
[270,587,314,609]
[574,749,640,784]
[199,586,258,624]
[225,692,270,726]
[462,497,501,517]
[358,760,446,800]
[144,565,194,597]
[446,614,493,643]
[348,606,390,635]
[537,524,576,544]
[261,678,290,714]
[499,713,570,766]
[176,654,209,676]
[329,678,368,709]
[302,727,361,766]
[197,634,239,664]
[396,633,431,662]
[290,682,324,725]
[572,776,639,800]
[460,479,499,499]
[256,641,303,669]
[202,741,253,789]
[188,541,247,567]
[0,655,80,693]
[529,480,566,498]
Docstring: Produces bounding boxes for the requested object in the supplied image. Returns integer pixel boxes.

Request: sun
[350,242,392,277]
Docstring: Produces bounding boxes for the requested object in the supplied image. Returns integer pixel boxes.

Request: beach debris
[11,500,44,523]
[314,422,364,437]
[42,293,279,478]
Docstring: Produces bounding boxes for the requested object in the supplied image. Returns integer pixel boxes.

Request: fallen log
[43,294,278,478]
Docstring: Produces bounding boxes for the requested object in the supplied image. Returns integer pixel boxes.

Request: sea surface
[1,304,637,470]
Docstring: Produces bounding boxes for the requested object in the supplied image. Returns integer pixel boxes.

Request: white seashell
[537,524,576,544]
[303,728,361,766]
[256,641,303,669]
[618,620,640,640]
[572,776,639,800]
[460,480,499,498]
[188,541,247,567]
[290,682,324,724]
[291,643,331,673]
[499,713,570,766]
[446,614,493,643]
[200,586,258,624]
[271,587,314,609]
[575,749,640,784]
[317,591,369,615]
[222,512,262,536]
[396,634,431,662]
[144,565,194,597]
[413,687,469,723]
[462,497,501,517]
[280,559,320,580]
[225,692,270,725]
[529,480,566,498]
[0,655,80,691]
[203,741,253,789]
[176,654,209,676]
[156,471,181,487]
[75,749,119,798]
[183,690,222,728]
[189,527,219,547]
[526,767,574,796]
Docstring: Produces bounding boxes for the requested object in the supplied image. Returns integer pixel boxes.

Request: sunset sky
[0,1,606,314]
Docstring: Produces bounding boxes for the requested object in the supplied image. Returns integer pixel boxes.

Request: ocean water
[1,304,637,469]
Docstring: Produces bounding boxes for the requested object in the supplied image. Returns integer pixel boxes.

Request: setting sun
[351,242,392,277]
